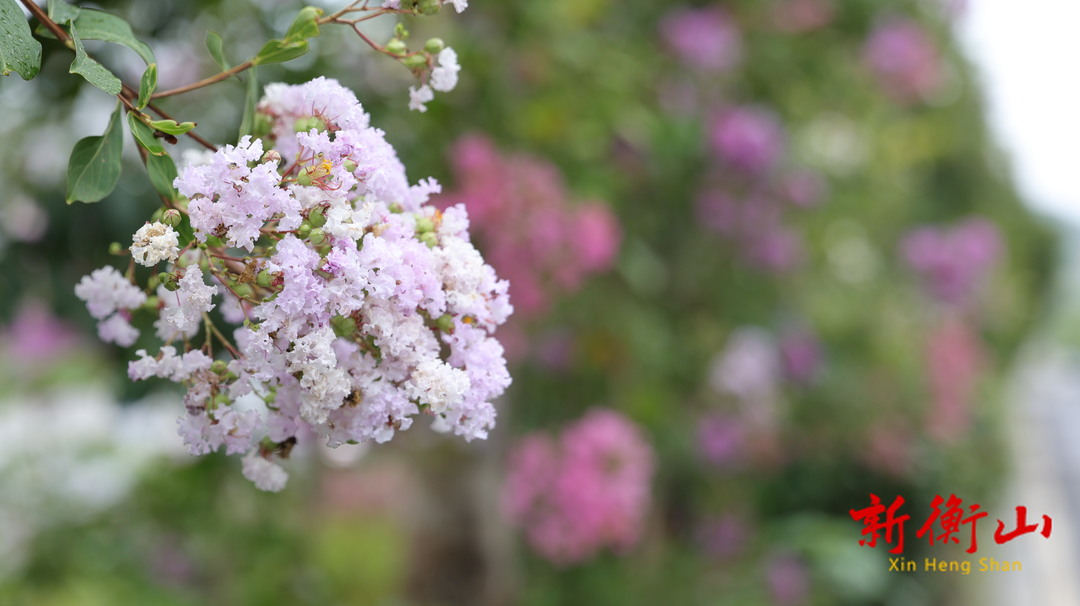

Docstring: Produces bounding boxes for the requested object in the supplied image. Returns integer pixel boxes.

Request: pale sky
[957,0,1080,225]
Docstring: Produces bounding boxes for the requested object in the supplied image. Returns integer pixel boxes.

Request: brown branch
[151,60,254,100]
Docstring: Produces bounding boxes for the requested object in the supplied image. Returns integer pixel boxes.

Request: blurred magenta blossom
[502,408,654,565]
[925,314,983,442]
[436,136,621,359]
[696,512,752,560]
[901,217,1002,306]
[770,0,835,32]
[1,299,81,362]
[436,136,619,314]
[659,6,743,72]
[766,552,810,606]
[863,18,944,104]
[778,329,822,384]
[709,106,787,175]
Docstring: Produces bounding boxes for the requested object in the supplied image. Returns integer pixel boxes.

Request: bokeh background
[0,0,1074,604]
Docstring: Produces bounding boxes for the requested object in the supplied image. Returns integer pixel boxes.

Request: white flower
[430,47,460,92]
[409,84,434,112]
[74,266,147,319]
[406,358,470,413]
[242,453,288,492]
[131,222,180,266]
[448,0,467,13]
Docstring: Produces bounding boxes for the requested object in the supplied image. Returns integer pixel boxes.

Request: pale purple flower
[430,47,460,92]
[767,552,810,606]
[901,217,1002,305]
[241,453,288,492]
[864,18,943,104]
[709,106,786,175]
[660,6,742,72]
[409,85,434,112]
[74,266,147,320]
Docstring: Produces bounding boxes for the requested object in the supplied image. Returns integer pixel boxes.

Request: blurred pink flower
[925,315,983,442]
[771,0,835,32]
[2,300,81,362]
[767,552,810,606]
[901,217,1002,306]
[697,512,752,560]
[502,408,654,565]
[697,412,748,467]
[436,136,621,322]
[709,106,786,175]
[863,18,944,104]
[659,6,743,72]
[778,329,822,384]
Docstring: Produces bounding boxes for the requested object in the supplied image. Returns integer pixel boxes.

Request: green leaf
[127,113,166,156]
[47,0,81,24]
[66,102,124,204]
[251,38,308,66]
[0,0,42,80]
[284,6,323,42]
[145,151,180,201]
[69,24,122,95]
[239,66,258,139]
[205,30,228,70]
[72,9,155,65]
[137,62,156,109]
[147,119,196,135]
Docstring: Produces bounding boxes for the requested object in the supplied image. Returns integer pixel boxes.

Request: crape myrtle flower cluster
[75,77,512,491]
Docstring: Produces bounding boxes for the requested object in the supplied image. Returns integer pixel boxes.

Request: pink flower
[503,408,654,565]
[863,18,943,104]
[901,217,1002,306]
[709,106,786,175]
[659,6,742,72]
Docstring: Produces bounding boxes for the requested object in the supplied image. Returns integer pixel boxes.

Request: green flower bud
[211,360,229,376]
[294,115,328,133]
[297,223,312,239]
[435,313,454,333]
[150,208,164,223]
[394,23,409,40]
[161,272,179,291]
[296,170,313,187]
[143,295,159,310]
[162,208,183,228]
[233,283,254,299]
[109,242,124,255]
[415,215,435,233]
[388,202,404,214]
[256,269,274,288]
[402,53,428,70]
[308,206,327,228]
[385,38,407,56]
[309,228,328,247]
[419,231,438,248]
[424,37,445,54]
[418,0,440,15]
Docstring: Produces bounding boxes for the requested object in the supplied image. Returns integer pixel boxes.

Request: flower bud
[435,313,454,333]
[162,208,183,228]
[419,231,438,248]
[297,223,313,239]
[109,242,124,255]
[211,360,229,376]
[418,0,440,15]
[415,215,435,233]
[425,37,445,54]
[233,283,254,299]
[309,228,328,247]
[256,269,274,288]
[403,53,428,70]
[294,115,327,133]
[385,38,407,56]
[150,208,164,223]
[308,206,327,228]
[160,272,179,292]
